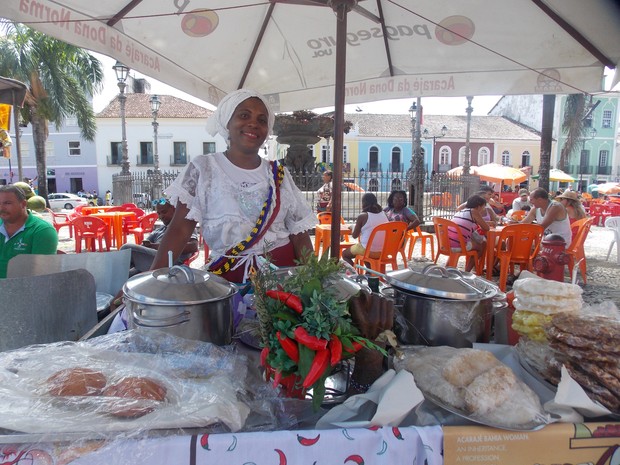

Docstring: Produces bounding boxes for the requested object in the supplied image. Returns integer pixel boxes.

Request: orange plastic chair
[183,250,200,266]
[125,212,159,244]
[317,212,332,224]
[354,221,407,276]
[46,208,75,238]
[406,226,436,260]
[494,224,544,291]
[433,217,483,275]
[566,217,595,284]
[203,239,211,265]
[71,216,111,253]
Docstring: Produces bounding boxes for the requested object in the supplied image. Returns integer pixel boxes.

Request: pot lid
[123,265,236,305]
[386,265,498,300]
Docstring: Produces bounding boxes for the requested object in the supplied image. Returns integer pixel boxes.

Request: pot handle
[132,307,191,328]
[167,265,195,284]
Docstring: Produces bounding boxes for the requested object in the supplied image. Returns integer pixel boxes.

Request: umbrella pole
[329,1,350,259]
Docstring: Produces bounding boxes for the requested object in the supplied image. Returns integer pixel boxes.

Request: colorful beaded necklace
[209,161,285,275]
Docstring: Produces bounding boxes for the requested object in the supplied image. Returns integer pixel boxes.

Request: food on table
[511,275,583,342]
[102,376,167,418]
[545,312,620,413]
[397,346,546,428]
[47,368,107,397]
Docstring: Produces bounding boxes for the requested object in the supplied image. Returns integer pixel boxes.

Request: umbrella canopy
[446,165,479,177]
[592,182,620,195]
[532,168,575,182]
[476,163,528,184]
[3,1,619,111]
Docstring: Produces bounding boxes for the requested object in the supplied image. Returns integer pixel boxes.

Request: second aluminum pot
[384,265,504,348]
[123,265,238,345]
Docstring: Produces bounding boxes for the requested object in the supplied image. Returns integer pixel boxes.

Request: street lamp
[422,125,448,174]
[150,94,161,199]
[578,127,597,190]
[113,61,130,175]
[408,98,424,219]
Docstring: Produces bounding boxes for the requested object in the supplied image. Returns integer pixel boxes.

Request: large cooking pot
[123,265,237,345]
[383,264,505,348]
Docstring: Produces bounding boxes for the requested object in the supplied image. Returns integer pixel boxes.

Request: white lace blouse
[165,153,315,263]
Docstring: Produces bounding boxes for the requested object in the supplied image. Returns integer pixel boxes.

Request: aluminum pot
[384,265,505,348]
[123,265,237,345]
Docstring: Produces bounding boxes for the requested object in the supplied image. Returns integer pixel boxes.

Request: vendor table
[0,425,443,465]
[314,223,353,256]
[88,211,136,248]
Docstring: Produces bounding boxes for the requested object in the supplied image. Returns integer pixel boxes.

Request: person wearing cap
[522,187,572,246]
[150,89,315,283]
[556,190,587,224]
[512,188,532,212]
[120,198,198,276]
[0,184,58,279]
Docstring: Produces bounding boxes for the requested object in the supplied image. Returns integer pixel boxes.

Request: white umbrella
[5,1,618,255]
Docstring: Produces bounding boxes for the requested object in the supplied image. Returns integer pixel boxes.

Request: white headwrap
[205,89,275,141]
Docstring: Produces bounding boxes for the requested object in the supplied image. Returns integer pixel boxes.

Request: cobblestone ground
[44,212,620,308]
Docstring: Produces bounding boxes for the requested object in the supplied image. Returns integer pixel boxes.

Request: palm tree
[558,94,588,172]
[0,22,103,200]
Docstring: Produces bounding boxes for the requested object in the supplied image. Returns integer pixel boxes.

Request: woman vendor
[151,89,315,283]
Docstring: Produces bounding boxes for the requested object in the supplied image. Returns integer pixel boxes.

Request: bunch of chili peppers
[256,256,380,411]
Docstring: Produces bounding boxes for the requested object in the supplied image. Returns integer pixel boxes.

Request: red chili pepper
[266,290,303,314]
[272,369,283,388]
[293,326,328,351]
[343,340,365,354]
[328,334,342,367]
[277,331,300,363]
[260,346,269,367]
[302,348,330,388]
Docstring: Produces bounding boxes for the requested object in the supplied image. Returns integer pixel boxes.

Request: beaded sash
[209,161,285,275]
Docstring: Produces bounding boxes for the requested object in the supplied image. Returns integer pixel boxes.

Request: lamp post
[422,125,448,174]
[578,127,597,190]
[463,96,473,175]
[111,61,132,206]
[408,98,424,220]
[113,61,130,175]
[150,94,161,199]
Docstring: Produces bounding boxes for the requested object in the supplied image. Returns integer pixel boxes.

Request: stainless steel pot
[384,265,505,348]
[123,265,238,345]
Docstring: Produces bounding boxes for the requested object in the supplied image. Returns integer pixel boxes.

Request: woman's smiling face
[227,97,269,153]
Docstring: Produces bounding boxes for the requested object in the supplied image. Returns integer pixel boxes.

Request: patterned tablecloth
[1,425,443,465]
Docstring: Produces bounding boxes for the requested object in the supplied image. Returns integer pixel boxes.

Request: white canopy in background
[2,1,619,112]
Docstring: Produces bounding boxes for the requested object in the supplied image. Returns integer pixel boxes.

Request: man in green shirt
[0,185,58,278]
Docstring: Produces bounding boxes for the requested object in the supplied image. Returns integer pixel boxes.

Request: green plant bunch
[252,252,384,411]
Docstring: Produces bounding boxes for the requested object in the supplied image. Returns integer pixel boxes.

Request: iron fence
[125,168,481,221]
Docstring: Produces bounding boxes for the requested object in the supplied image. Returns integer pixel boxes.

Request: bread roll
[47,368,107,397]
[102,376,167,418]
[464,365,517,415]
[442,349,501,387]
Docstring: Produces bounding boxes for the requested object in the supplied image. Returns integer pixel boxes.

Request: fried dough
[442,348,500,387]
[47,368,107,397]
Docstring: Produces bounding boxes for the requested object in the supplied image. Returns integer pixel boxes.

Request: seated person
[121,199,198,275]
[383,190,420,230]
[512,188,532,211]
[489,192,506,215]
[522,187,572,246]
[316,170,333,212]
[456,185,501,225]
[450,194,490,273]
[0,185,58,278]
[342,193,389,266]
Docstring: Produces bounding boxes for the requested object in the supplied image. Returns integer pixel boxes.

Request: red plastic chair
[46,208,75,238]
[71,216,111,253]
[125,212,159,244]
